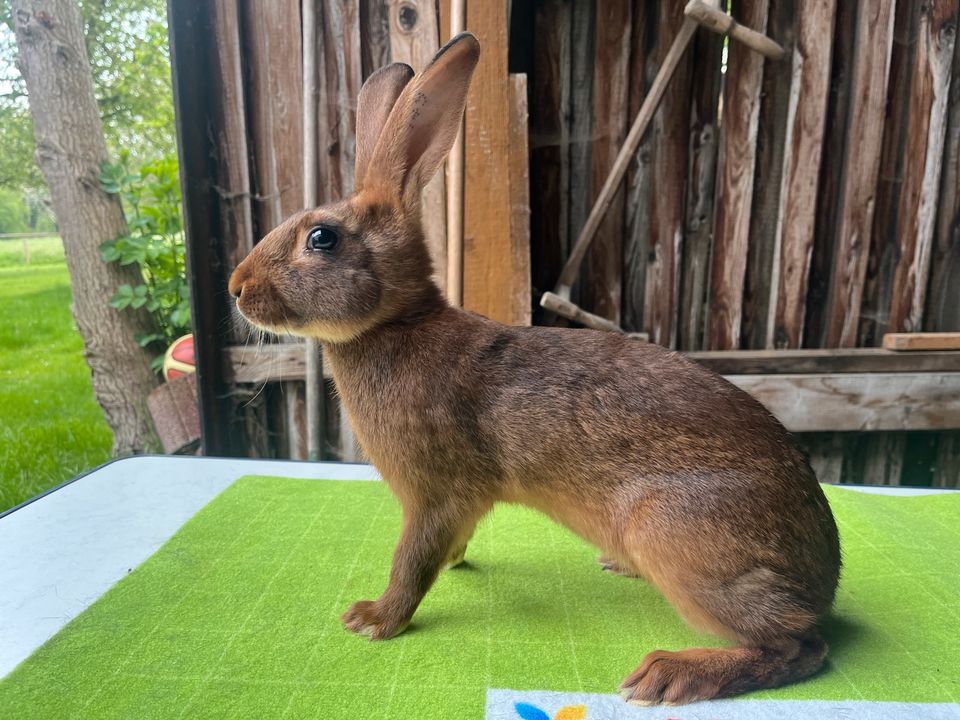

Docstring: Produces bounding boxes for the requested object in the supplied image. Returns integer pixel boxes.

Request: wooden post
[508,73,532,326]
[822,0,896,348]
[767,0,837,349]
[707,0,770,349]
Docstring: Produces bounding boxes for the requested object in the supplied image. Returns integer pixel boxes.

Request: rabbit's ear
[365,32,480,208]
[355,63,415,191]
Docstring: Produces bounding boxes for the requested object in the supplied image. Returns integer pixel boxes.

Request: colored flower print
[514,702,586,720]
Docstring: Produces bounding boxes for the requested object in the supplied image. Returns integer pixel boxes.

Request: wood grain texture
[678,25,723,350]
[462,0,513,323]
[508,74,532,326]
[727,372,960,431]
[529,0,571,303]
[883,332,960,350]
[584,0,632,323]
[622,1,656,333]
[689,348,960,374]
[244,0,304,233]
[768,0,836,349]
[887,0,958,335]
[643,0,693,347]
[743,0,795,351]
[360,0,391,77]
[933,432,960,486]
[822,0,896,347]
[388,0,447,292]
[708,0,770,349]
[927,8,960,334]
[804,0,856,347]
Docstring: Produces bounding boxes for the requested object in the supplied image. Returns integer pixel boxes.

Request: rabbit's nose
[230,282,243,298]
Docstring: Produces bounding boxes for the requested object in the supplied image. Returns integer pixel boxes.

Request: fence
[168,0,960,486]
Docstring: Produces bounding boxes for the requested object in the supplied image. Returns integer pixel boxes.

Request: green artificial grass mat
[1,477,957,718]
[0,240,111,511]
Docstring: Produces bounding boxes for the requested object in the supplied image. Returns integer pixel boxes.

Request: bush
[99,151,190,372]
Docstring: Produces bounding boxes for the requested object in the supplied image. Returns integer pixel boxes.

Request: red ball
[163,334,195,381]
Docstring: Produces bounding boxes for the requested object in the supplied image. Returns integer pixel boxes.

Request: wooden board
[388,0,447,292]
[689,348,960,374]
[767,0,836,349]
[823,0,896,347]
[643,0,693,348]
[678,25,723,350]
[461,0,513,323]
[887,1,958,334]
[508,74,532,326]
[883,332,960,350]
[585,0,632,324]
[728,372,960,431]
[707,0,770,349]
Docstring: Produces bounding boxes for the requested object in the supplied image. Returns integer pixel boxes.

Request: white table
[0,456,377,678]
[0,455,949,680]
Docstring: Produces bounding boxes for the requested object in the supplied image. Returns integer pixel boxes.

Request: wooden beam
[707,0,769,349]
[767,0,836,349]
[228,345,960,383]
[690,348,960,374]
[823,0,896,347]
[728,373,960,431]
[462,0,513,323]
[883,332,960,350]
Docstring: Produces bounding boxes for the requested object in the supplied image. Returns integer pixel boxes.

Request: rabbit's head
[229,33,480,342]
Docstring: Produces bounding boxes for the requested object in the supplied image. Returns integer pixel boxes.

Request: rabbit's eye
[306,225,339,252]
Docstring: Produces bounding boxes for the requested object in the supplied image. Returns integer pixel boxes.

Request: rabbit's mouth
[233,286,304,336]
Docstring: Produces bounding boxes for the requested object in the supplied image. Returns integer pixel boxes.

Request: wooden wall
[169,0,960,486]
[522,0,960,485]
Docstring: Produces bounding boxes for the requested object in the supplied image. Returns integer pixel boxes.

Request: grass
[0,236,112,512]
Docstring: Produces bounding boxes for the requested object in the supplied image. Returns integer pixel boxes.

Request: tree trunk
[12,0,160,454]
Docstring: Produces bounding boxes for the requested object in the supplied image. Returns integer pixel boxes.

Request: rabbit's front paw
[341,600,409,640]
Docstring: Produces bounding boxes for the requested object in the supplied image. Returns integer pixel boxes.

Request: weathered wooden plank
[858,0,917,347]
[584,0,631,324]
[728,372,960,431]
[643,0,693,347]
[933,432,960,486]
[688,348,960,374]
[883,332,960,350]
[743,0,795,350]
[461,0,513,323]
[859,433,907,485]
[804,0,856,347]
[529,0,571,308]
[567,0,595,310]
[316,0,362,202]
[228,344,960,384]
[822,0,896,347]
[360,0,391,78]
[622,1,656,334]
[678,25,723,350]
[798,434,845,483]
[707,0,770,349]
[508,73,532,326]
[927,6,960,333]
[388,0,447,292]
[244,0,304,231]
[887,1,958,334]
[768,0,836,349]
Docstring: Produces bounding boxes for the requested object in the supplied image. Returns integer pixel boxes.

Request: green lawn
[0,236,112,512]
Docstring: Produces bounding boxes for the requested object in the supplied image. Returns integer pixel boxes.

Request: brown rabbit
[228,33,840,705]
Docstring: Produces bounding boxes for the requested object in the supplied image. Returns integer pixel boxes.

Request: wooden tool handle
[684,0,786,60]
[540,292,624,333]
